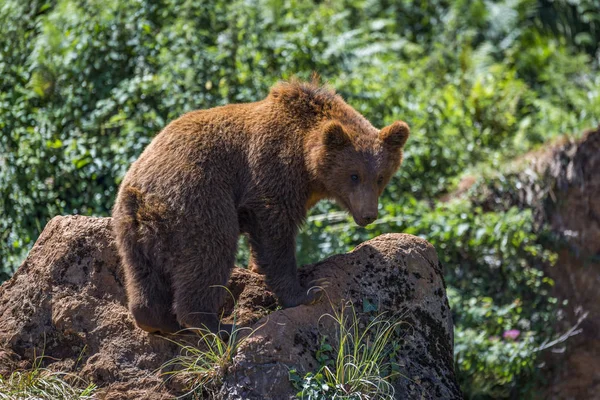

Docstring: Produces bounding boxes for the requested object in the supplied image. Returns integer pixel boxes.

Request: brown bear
[112,79,410,335]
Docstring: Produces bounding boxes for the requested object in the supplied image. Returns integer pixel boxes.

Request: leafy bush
[1,0,599,397]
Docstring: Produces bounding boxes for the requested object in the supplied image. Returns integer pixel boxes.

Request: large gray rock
[0,215,462,399]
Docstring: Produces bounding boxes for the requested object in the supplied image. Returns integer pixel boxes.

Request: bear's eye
[350,174,359,182]
[377,177,384,185]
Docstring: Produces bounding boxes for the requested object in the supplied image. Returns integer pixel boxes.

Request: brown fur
[112,79,410,334]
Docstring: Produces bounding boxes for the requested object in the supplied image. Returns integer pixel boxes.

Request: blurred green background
[1,0,599,397]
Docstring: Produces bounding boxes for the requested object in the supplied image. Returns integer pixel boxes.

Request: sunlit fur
[112,79,410,334]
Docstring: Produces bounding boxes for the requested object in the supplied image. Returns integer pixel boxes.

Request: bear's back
[120,98,309,211]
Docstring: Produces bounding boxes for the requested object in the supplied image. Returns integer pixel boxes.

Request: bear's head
[310,119,410,227]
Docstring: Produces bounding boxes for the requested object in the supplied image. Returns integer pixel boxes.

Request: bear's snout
[348,190,379,227]
[354,213,377,227]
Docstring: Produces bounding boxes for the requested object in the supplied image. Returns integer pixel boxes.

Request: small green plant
[160,286,269,398]
[161,328,238,398]
[161,321,265,399]
[290,301,406,400]
[0,356,96,400]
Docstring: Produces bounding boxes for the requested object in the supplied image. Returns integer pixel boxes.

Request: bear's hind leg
[171,215,238,335]
[122,250,181,334]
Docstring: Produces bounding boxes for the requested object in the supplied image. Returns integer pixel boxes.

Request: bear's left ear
[323,121,351,149]
[379,121,410,150]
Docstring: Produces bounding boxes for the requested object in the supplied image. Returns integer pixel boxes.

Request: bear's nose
[362,215,377,224]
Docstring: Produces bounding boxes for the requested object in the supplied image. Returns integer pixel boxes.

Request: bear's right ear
[379,121,410,150]
[323,121,351,149]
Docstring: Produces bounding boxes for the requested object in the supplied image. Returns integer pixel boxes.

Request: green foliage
[300,198,559,398]
[1,0,599,398]
[0,357,96,400]
[289,301,403,399]
[161,323,260,399]
[454,323,539,398]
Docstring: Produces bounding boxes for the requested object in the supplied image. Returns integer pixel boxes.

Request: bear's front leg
[247,225,321,308]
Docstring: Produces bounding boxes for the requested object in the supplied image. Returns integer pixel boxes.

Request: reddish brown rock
[0,215,461,399]
[536,128,600,400]
[0,216,177,398]
[221,234,460,399]
[463,127,600,399]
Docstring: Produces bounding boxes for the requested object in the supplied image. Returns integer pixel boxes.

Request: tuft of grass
[0,357,96,400]
[160,327,243,397]
[290,300,407,400]
[160,310,266,398]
